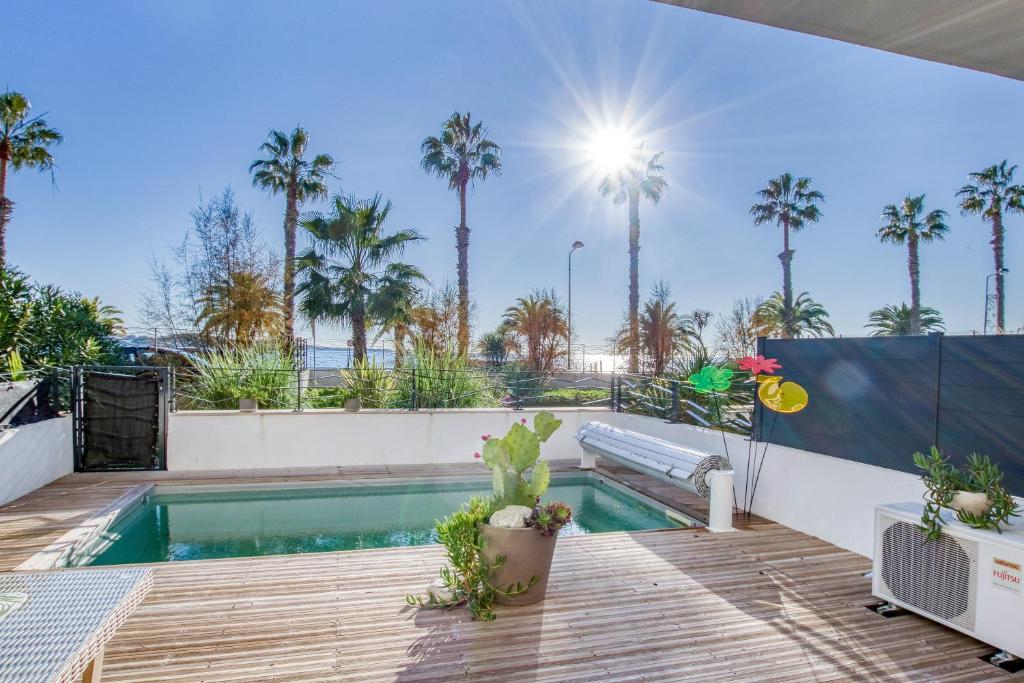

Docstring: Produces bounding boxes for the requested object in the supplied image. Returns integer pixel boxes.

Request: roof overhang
[655,0,1024,81]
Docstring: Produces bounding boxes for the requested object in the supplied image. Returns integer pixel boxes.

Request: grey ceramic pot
[477,523,558,605]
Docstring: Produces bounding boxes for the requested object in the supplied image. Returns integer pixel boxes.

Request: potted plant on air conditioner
[406,411,572,620]
[913,446,1020,541]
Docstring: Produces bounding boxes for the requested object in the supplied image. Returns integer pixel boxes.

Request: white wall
[0,416,73,506]
[168,408,605,471]
[607,413,928,558]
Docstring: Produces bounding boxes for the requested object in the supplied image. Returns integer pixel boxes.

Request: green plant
[180,342,295,409]
[913,446,1020,541]
[302,386,348,409]
[0,268,124,374]
[532,387,609,407]
[527,502,572,536]
[404,497,536,621]
[481,412,562,508]
[339,359,397,408]
[397,344,500,408]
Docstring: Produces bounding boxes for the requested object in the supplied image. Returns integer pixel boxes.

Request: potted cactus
[407,411,572,619]
[477,412,567,605]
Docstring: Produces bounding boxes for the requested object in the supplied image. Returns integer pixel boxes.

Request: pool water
[81,476,684,566]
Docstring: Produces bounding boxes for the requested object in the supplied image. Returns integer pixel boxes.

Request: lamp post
[984,267,1010,334]
[567,240,584,371]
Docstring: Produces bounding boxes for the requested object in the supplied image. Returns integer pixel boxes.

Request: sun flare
[586,126,639,175]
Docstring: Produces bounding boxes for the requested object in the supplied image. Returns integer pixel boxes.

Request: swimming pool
[72,474,690,566]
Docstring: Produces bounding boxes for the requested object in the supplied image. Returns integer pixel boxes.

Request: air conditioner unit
[873,502,1024,657]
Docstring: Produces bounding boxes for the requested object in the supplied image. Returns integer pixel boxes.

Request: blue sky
[5,0,1023,344]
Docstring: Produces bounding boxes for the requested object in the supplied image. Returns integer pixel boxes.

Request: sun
[586,126,639,175]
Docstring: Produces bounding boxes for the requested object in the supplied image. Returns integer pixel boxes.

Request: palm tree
[421,112,502,356]
[599,144,668,373]
[502,289,567,373]
[957,161,1024,333]
[195,270,284,345]
[476,328,514,366]
[0,91,62,267]
[250,127,334,340]
[81,297,126,335]
[876,195,949,335]
[750,173,824,338]
[752,291,834,338]
[296,195,425,364]
[866,304,944,336]
[614,281,696,375]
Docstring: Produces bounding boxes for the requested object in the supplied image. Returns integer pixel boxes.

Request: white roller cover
[575,421,731,498]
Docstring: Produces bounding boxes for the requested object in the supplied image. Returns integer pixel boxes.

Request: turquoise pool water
[81,476,684,566]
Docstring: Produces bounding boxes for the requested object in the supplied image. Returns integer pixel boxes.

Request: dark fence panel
[754,334,1024,496]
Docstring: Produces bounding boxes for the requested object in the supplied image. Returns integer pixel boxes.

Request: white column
[706,469,735,533]
[579,447,597,470]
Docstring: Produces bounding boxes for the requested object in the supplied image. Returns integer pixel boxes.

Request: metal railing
[612,373,754,435]
[168,362,753,434]
[170,366,616,412]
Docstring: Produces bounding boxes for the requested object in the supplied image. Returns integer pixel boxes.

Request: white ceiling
[656,0,1024,81]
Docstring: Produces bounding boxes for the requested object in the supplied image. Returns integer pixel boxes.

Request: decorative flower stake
[738,355,781,375]
[688,365,734,394]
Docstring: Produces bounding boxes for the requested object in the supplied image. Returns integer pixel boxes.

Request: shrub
[0,268,123,374]
[178,342,295,409]
[531,387,609,407]
[397,344,500,408]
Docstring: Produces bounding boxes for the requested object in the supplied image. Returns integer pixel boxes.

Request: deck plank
[0,461,1014,682]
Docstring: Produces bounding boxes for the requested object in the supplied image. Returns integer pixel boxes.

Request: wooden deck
[0,462,1016,682]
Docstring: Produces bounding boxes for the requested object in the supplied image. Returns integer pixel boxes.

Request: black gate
[72,366,169,471]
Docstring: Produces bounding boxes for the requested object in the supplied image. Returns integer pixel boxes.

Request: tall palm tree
[195,270,284,345]
[250,127,334,341]
[866,304,944,337]
[752,291,834,338]
[296,195,425,364]
[957,160,1024,333]
[502,289,567,373]
[599,144,668,373]
[750,173,824,338]
[877,195,949,335]
[0,91,62,267]
[421,112,502,356]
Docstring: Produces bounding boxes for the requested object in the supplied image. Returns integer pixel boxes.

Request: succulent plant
[528,502,573,536]
[481,411,562,508]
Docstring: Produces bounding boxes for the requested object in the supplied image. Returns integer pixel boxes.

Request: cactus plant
[481,412,562,509]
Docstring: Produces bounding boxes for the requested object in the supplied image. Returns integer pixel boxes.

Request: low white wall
[168,408,605,471]
[0,416,73,506]
[605,413,927,558]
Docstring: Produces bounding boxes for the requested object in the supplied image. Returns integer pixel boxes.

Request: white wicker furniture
[0,568,152,683]
[575,421,735,532]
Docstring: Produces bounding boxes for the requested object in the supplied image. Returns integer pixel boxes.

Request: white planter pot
[951,491,991,516]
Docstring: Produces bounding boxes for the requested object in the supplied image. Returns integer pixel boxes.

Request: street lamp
[567,241,584,371]
[984,267,1010,334]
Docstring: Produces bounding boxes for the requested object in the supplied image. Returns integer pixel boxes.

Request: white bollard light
[706,469,736,533]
